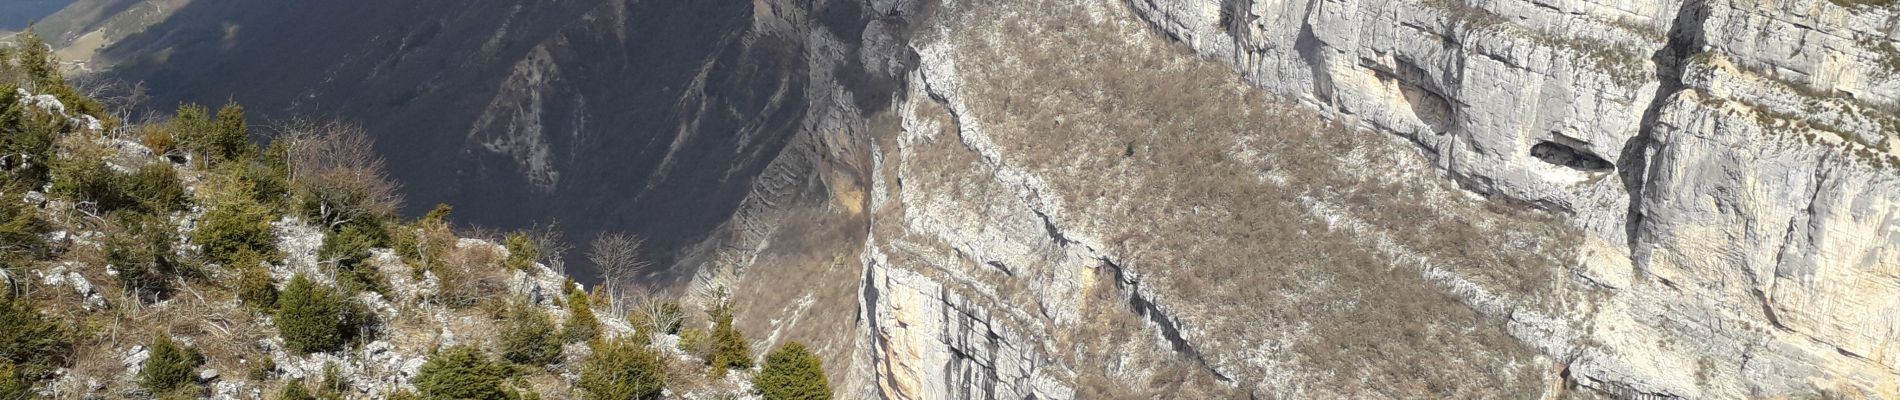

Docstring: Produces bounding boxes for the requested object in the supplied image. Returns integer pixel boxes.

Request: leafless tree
[529,222,572,275]
[274,118,403,229]
[587,232,647,318]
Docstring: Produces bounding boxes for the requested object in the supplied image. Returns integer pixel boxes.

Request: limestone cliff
[800,0,1900,397]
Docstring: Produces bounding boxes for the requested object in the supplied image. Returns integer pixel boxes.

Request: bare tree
[529,222,572,275]
[274,118,403,229]
[587,232,647,318]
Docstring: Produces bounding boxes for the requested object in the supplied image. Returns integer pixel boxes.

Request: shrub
[321,224,387,295]
[139,125,176,159]
[122,163,190,213]
[209,102,251,161]
[707,305,751,376]
[577,339,664,400]
[50,153,186,214]
[234,248,277,310]
[561,290,600,344]
[170,104,213,163]
[413,345,518,400]
[677,328,708,359]
[276,274,366,354]
[282,119,400,230]
[0,86,62,188]
[140,334,205,394]
[278,379,315,400]
[106,211,181,302]
[0,298,68,378]
[174,102,250,164]
[630,299,683,339]
[8,31,105,119]
[754,342,831,400]
[192,190,276,267]
[232,158,292,211]
[0,362,29,400]
[0,192,47,262]
[503,232,537,271]
[500,305,561,366]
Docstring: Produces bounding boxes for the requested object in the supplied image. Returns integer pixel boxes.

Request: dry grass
[433,241,512,309]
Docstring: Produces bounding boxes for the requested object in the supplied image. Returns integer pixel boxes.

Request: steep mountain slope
[43,0,886,287]
[34,0,1900,398]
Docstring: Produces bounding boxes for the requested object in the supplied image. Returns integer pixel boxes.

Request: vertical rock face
[49,0,1900,397]
[1118,0,1900,397]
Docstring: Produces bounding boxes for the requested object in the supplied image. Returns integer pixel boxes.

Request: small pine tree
[105,212,177,302]
[279,379,315,400]
[140,334,205,395]
[193,186,277,267]
[0,193,46,263]
[0,298,68,379]
[707,305,752,377]
[233,248,278,311]
[171,104,214,163]
[0,86,63,189]
[413,345,516,400]
[753,342,831,400]
[503,232,537,271]
[500,305,561,366]
[577,339,664,400]
[209,102,251,162]
[276,274,363,354]
[321,223,387,295]
[561,290,600,343]
[0,361,30,400]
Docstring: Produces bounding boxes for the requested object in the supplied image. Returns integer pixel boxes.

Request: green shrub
[500,305,561,366]
[170,104,213,163]
[123,163,190,213]
[231,159,291,212]
[321,224,387,295]
[753,342,830,400]
[209,102,251,162]
[320,361,347,395]
[276,274,366,354]
[503,233,536,271]
[140,334,204,394]
[9,31,105,119]
[0,192,48,262]
[677,328,707,359]
[106,212,179,302]
[708,306,752,375]
[234,248,278,311]
[0,361,30,400]
[46,141,114,207]
[193,192,277,267]
[413,345,518,400]
[0,86,61,188]
[0,298,68,378]
[387,389,420,400]
[174,102,251,164]
[51,157,186,214]
[577,339,664,400]
[279,379,315,400]
[561,290,600,344]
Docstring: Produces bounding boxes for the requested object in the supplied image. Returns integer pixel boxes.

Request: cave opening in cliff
[1531,141,1613,172]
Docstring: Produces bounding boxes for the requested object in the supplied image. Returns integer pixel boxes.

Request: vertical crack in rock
[1625,0,1710,272]
[1098,257,1235,384]
[1292,0,1337,106]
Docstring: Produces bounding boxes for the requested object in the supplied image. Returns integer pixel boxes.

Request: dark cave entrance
[1531,140,1613,172]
